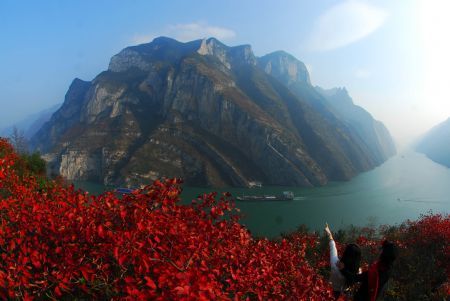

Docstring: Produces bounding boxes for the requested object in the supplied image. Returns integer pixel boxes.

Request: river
[75,150,450,238]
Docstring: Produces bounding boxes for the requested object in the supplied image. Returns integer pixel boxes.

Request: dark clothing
[354,262,390,301]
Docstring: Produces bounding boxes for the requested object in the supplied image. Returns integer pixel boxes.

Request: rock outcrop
[31,37,396,187]
[258,51,310,85]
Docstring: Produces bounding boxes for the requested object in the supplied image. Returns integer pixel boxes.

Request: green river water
[75,150,450,238]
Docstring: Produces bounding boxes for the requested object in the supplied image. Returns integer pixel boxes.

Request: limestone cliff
[31,37,396,187]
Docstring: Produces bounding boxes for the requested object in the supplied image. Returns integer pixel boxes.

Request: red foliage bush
[0,138,334,300]
[1,138,448,300]
[380,213,450,300]
[404,213,450,273]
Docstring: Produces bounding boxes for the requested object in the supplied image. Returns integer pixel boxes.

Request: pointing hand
[324,222,333,240]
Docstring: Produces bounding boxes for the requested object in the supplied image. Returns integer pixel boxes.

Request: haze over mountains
[30,37,396,187]
[0,104,60,139]
[416,118,450,168]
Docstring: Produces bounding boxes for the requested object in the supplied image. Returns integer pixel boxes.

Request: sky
[1,0,449,148]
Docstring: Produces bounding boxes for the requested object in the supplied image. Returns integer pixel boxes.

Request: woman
[353,240,397,301]
[325,223,362,299]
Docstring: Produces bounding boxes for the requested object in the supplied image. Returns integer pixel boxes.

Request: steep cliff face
[259,52,396,175]
[416,118,450,167]
[314,86,396,162]
[258,51,310,85]
[31,37,396,187]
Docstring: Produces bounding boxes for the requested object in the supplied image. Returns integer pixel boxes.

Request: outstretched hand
[324,222,333,240]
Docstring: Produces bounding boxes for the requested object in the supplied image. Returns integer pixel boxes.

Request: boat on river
[236,191,294,202]
[115,187,136,194]
[115,184,146,194]
[248,181,263,188]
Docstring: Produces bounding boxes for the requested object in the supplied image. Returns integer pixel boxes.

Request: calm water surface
[75,151,450,238]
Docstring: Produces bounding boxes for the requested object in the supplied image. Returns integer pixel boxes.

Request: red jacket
[367,261,380,301]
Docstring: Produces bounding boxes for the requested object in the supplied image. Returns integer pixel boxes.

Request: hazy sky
[1,0,449,147]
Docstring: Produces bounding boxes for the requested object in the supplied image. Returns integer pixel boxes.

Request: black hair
[379,240,397,268]
[340,243,362,286]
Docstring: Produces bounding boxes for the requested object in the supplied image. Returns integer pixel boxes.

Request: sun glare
[420,0,450,123]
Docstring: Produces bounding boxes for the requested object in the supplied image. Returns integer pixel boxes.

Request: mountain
[31,37,396,187]
[258,51,396,171]
[315,86,396,162]
[1,104,60,139]
[416,118,450,167]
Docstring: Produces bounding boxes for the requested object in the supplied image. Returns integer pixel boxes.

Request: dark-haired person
[354,240,398,301]
[325,223,362,299]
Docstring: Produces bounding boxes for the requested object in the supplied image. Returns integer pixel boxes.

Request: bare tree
[9,126,29,154]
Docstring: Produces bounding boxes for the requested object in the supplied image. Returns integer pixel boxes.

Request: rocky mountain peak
[197,37,226,54]
[316,86,349,97]
[108,48,151,72]
[65,78,91,106]
[197,38,256,68]
[32,36,396,187]
[150,36,181,45]
[329,87,349,97]
[108,36,257,72]
[258,50,311,85]
[197,38,231,68]
[228,44,256,66]
[315,86,353,106]
[108,36,200,72]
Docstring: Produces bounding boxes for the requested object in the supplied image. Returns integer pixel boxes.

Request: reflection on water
[76,151,450,238]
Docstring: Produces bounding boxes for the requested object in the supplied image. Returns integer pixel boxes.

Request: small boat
[115,187,136,194]
[236,191,294,202]
[248,181,263,188]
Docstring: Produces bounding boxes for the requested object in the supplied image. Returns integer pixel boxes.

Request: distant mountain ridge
[31,36,396,187]
[315,86,396,164]
[416,118,450,167]
[1,104,60,139]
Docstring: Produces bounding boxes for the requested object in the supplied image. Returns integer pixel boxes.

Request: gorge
[31,37,396,187]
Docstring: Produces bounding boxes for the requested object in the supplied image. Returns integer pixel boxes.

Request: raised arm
[325,223,339,267]
[324,222,334,240]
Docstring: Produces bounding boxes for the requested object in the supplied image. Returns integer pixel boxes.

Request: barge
[236,191,294,202]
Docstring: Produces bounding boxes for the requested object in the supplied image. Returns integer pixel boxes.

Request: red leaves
[403,213,450,275]
[0,139,448,299]
[97,224,105,238]
[118,254,128,266]
[80,266,95,282]
[120,206,127,220]
[54,286,62,297]
[144,276,157,289]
